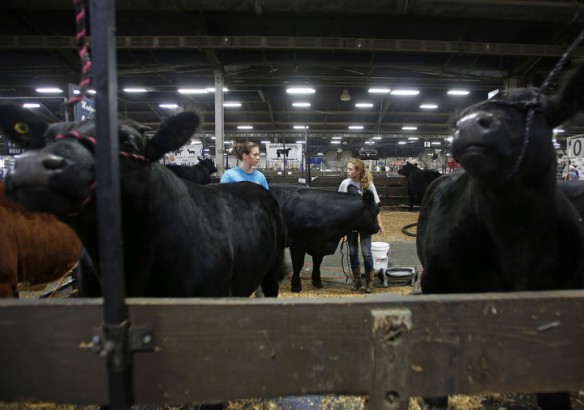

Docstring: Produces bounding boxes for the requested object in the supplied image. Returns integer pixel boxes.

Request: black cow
[166,157,217,185]
[276,148,292,158]
[416,61,584,409]
[397,161,441,211]
[0,105,287,298]
[269,184,379,293]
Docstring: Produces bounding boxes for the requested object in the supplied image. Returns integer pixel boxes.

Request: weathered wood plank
[1,291,584,405]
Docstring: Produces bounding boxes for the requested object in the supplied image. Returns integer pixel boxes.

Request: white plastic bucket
[371,242,390,271]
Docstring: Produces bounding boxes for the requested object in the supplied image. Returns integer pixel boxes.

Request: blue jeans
[348,231,373,272]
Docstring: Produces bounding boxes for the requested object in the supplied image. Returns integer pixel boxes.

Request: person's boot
[351,267,362,291]
[365,269,375,293]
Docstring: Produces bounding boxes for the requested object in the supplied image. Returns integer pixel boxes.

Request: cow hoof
[291,278,302,293]
[312,279,323,289]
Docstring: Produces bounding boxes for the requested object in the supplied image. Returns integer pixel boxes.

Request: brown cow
[0,181,81,297]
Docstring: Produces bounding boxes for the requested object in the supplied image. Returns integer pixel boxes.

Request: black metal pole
[89,0,133,408]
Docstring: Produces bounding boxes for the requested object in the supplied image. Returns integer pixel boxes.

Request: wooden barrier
[2,290,584,407]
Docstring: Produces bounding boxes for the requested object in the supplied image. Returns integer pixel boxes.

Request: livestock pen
[2,2,584,409]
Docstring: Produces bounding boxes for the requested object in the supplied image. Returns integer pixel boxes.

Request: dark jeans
[348,231,373,272]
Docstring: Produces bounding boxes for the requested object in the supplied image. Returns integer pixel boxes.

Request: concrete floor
[283,239,422,289]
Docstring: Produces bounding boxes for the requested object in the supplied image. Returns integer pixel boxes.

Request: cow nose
[473,111,497,130]
[42,155,67,170]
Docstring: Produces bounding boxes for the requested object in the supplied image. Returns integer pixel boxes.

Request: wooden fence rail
[1,290,584,407]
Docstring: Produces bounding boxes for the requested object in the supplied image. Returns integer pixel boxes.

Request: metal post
[214,71,225,176]
[305,128,311,186]
[89,0,133,408]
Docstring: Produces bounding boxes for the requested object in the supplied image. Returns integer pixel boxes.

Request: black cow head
[397,161,419,178]
[0,105,200,216]
[451,61,584,182]
[198,157,217,175]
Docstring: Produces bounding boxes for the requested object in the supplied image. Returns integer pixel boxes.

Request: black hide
[0,106,287,298]
[397,161,441,211]
[416,62,584,409]
[270,184,379,293]
[166,158,217,185]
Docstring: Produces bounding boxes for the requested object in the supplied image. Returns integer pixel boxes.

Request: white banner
[266,143,302,161]
[567,135,584,158]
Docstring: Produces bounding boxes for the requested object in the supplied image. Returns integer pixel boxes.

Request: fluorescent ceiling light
[348,125,364,130]
[178,88,208,94]
[23,103,40,108]
[261,140,271,144]
[73,89,96,95]
[372,136,382,140]
[420,104,438,109]
[159,104,179,109]
[35,87,63,93]
[554,128,565,133]
[123,88,148,93]
[293,125,309,129]
[431,142,442,145]
[237,125,253,130]
[408,137,419,140]
[447,90,470,95]
[205,87,229,92]
[398,141,407,145]
[332,136,342,139]
[292,102,311,107]
[295,141,305,144]
[402,126,418,130]
[223,102,242,107]
[391,90,419,96]
[355,103,374,108]
[331,141,342,144]
[368,88,391,94]
[317,152,324,156]
[286,87,315,94]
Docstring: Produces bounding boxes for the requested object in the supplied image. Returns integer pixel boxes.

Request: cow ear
[362,190,374,204]
[144,111,201,161]
[546,60,584,126]
[0,104,48,149]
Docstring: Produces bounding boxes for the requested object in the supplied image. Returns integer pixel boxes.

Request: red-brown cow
[0,181,81,297]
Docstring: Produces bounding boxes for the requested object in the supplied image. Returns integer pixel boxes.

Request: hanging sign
[567,135,584,158]
[266,143,302,161]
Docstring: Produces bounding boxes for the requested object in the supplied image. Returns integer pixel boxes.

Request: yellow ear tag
[14,122,30,135]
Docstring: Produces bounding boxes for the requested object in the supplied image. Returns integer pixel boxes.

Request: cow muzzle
[8,152,66,189]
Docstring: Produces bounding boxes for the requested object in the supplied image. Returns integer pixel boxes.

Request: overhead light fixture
[35,87,63,93]
[554,128,565,133]
[348,125,364,130]
[159,104,179,109]
[223,102,242,107]
[237,125,253,130]
[261,140,271,144]
[331,141,342,144]
[368,88,391,94]
[332,136,342,139]
[398,141,407,145]
[408,137,419,141]
[292,102,311,107]
[355,103,374,108]
[178,88,208,94]
[403,126,418,130]
[420,104,438,109]
[372,136,382,140]
[447,90,470,96]
[293,125,309,129]
[205,87,229,93]
[286,87,315,94]
[391,90,420,96]
[73,89,96,95]
[340,89,351,101]
[23,103,41,108]
[295,141,305,144]
[123,88,148,93]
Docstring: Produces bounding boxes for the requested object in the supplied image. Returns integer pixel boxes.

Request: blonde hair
[231,142,258,160]
[349,158,373,191]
